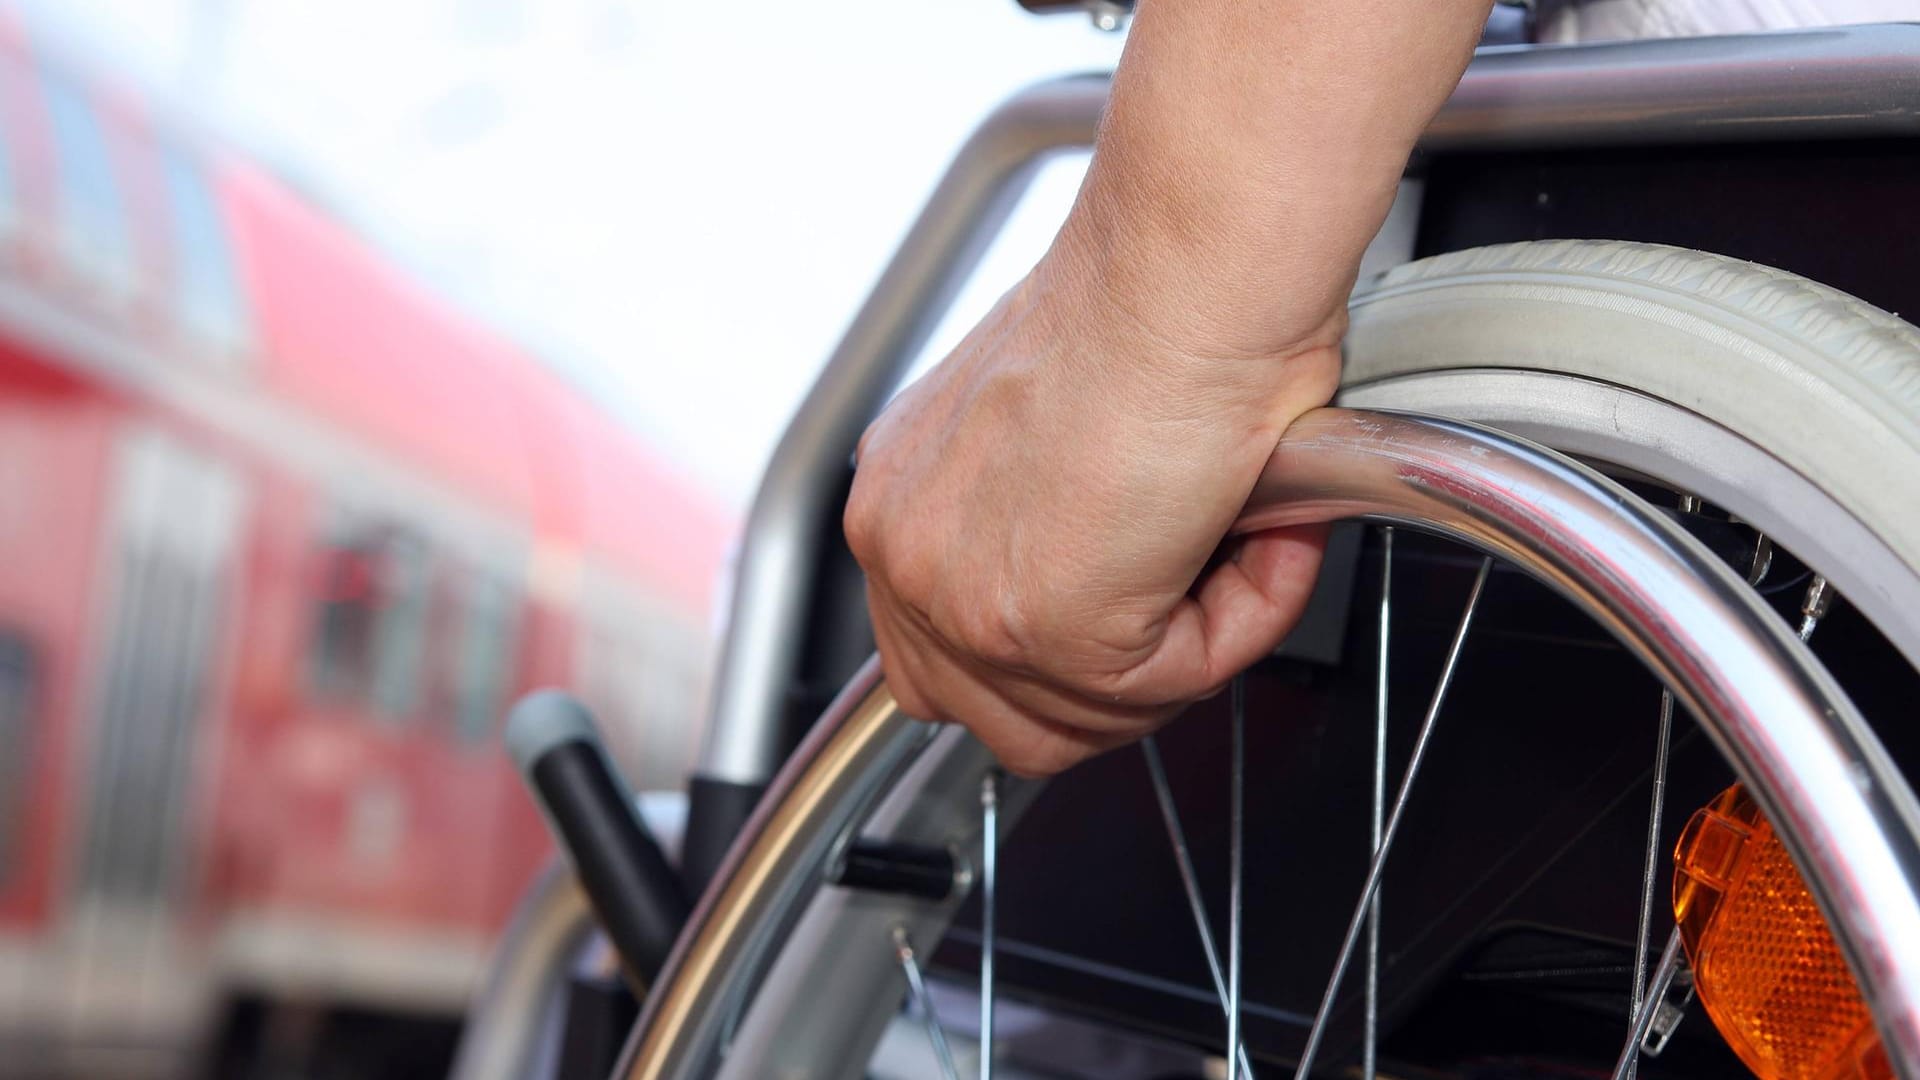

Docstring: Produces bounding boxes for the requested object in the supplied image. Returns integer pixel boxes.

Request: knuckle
[842,479,883,567]
[892,548,941,604]
[953,587,1038,670]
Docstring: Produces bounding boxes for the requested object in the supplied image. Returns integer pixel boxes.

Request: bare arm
[846,1,1491,777]
[1063,0,1489,361]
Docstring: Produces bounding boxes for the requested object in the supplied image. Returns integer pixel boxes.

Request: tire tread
[1364,240,1920,421]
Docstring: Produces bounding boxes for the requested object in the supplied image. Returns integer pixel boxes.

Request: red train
[0,11,732,1073]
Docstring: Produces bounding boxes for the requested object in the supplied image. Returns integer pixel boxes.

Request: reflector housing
[1674,783,1889,1080]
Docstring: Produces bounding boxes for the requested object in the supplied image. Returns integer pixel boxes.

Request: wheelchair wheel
[619,241,1920,1080]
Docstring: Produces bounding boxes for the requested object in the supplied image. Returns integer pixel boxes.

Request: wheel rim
[1341,369,1920,669]
[620,409,1920,1080]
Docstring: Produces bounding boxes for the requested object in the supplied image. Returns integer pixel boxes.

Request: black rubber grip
[507,692,690,986]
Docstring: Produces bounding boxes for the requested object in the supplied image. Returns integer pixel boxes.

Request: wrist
[1038,180,1354,368]
[1022,231,1344,427]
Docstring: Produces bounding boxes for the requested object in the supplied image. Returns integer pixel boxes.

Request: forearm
[1050,0,1492,362]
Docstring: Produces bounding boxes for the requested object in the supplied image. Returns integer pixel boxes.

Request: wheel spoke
[1799,575,1833,642]
[1141,737,1258,1079]
[979,773,998,1080]
[1624,687,1674,1080]
[1624,533,1808,1079]
[893,926,961,1080]
[1364,527,1393,1080]
[1748,535,1775,587]
[1612,928,1685,1080]
[1228,674,1247,1079]
[1292,557,1493,1080]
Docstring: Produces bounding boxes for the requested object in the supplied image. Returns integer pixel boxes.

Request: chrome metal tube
[631,660,937,1077]
[1428,28,1920,150]
[448,862,594,1080]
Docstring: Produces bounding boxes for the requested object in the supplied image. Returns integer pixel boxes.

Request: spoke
[1292,557,1493,1080]
[1624,532,1784,1079]
[979,773,998,1080]
[1748,535,1775,587]
[1364,528,1393,1080]
[1624,688,1674,1080]
[1799,575,1832,642]
[893,926,961,1080]
[1141,738,1258,1079]
[1612,928,1685,1080]
[1228,675,1247,1079]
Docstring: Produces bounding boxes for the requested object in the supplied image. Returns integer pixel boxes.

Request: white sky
[22,0,1123,507]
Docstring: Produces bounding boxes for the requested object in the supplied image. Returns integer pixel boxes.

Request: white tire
[1340,239,1920,659]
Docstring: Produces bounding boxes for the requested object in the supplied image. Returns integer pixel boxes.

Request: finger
[916,658,1138,778]
[878,577,1173,736]
[872,590,1149,776]
[1111,522,1330,702]
[868,584,945,723]
[952,642,1176,740]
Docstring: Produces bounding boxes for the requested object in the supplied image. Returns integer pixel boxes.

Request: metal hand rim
[621,407,1920,1080]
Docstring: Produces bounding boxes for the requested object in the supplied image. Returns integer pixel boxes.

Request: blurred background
[0,0,1119,1076]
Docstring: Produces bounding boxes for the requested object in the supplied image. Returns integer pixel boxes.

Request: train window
[313,536,381,701]
[369,533,429,719]
[451,571,517,744]
[161,145,249,357]
[312,524,430,723]
[0,631,34,881]
[37,61,133,299]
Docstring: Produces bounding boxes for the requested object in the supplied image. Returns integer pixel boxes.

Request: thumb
[1120,523,1330,703]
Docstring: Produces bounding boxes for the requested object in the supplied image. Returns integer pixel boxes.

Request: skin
[846,0,1493,777]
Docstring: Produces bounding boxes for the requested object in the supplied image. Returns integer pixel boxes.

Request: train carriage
[0,10,729,1073]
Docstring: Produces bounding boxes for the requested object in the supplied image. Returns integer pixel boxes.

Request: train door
[64,423,244,1051]
[0,377,113,1065]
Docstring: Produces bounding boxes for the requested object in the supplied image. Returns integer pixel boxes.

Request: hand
[842,0,1487,777]
[844,255,1339,777]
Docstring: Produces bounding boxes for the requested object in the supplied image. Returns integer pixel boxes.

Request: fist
[845,262,1338,777]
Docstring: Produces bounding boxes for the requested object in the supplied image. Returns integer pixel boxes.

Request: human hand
[843,0,1487,777]
[844,255,1338,777]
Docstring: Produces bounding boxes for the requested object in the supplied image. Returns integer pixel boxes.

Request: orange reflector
[1673,783,1889,1080]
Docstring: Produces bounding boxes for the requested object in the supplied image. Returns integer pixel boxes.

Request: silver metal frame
[448,863,592,1080]
[697,22,1920,789]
